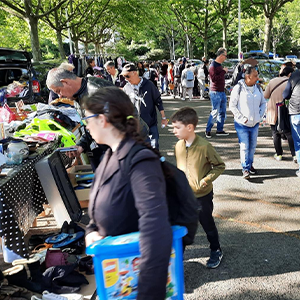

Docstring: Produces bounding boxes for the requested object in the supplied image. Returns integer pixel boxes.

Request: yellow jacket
[175,135,225,198]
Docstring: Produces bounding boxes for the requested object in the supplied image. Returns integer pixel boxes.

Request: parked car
[226,59,283,94]
[243,51,269,60]
[257,60,283,90]
[0,48,62,106]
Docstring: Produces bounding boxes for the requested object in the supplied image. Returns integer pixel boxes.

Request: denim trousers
[290,114,300,170]
[149,124,160,149]
[160,75,168,93]
[206,91,227,132]
[197,190,220,251]
[234,121,259,171]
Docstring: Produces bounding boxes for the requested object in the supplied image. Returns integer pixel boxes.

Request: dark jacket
[123,78,164,127]
[106,69,126,87]
[74,77,113,169]
[282,69,300,115]
[209,60,226,92]
[74,76,113,105]
[86,138,172,300]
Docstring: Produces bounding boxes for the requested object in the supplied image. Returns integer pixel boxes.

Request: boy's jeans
[206,91,227,132]
[234,121,259,171]
[290,114,300,170]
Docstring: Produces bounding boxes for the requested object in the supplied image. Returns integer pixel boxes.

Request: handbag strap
[269,78,288,97]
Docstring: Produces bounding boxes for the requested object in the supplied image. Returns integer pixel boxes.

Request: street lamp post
[238,0,242,60]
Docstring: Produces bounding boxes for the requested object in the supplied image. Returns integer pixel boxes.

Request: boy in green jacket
[171,107,225,268]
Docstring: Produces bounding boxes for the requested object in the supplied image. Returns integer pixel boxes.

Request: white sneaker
[274,154,282,161]
[42,291,68,300]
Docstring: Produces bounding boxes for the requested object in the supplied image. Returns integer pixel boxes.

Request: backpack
[149,69,157,82]
[231,63,244,86]
[186,70,194,81]
[124,144,198,246]
[174,65,181,78]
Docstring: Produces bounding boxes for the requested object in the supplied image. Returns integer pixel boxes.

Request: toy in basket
[86,226,187,300]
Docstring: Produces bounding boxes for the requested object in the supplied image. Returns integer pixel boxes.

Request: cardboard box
[67,164,93,187]
[75,188,90,208]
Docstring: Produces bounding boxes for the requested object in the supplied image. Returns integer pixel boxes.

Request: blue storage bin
[86,225,187,300]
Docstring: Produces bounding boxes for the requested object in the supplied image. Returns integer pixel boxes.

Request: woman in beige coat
[264,66,296,162]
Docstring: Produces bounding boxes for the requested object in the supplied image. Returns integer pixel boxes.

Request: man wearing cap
[205,47,229,138]
[104,61,126,87]
[122,63,168,149]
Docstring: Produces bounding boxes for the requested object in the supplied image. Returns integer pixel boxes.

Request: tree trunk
[222,19,227,49]
[25,15,42,61]
[263,16,273,54]
[189,39,193,59]
[74,40,79,54]
[54,9,65,59]
[204,38,208,58]
[23,0,41,61]
[56,30,66,59]
[164,33,173,60]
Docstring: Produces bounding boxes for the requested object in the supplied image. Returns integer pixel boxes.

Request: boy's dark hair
[171,107,198,128]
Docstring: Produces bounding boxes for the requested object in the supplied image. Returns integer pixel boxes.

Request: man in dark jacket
[205,48,229,139]
[104,60,126,87]
[46,68,114,169]
[282,69,300,177]
[122,63,168,149]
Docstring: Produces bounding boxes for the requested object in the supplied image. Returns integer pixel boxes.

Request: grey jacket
[282,70,300,115]
[87,138,172,300]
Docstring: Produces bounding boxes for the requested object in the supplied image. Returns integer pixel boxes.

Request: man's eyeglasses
[124,74,131,79]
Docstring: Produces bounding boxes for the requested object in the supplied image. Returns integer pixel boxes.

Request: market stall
[0,98,87,259]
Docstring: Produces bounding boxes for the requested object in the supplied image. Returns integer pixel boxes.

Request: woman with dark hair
[85,58,95,76]
[264,66,296,162]
[229,66,267,179]
[83,86,172,300]
[137,61,145,77]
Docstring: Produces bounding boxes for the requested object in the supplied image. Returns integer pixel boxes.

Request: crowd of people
[44,48,300,299]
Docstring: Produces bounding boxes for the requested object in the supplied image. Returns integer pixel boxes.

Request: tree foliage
[0,0,299,61]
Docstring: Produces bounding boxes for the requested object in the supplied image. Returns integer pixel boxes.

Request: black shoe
[216,131,229,136]
[205,131,212,139]
[206,249,223,269]
[78,256,94,275]
[249,166,257,175]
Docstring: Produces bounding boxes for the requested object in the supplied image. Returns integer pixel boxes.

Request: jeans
[290,114,300,170]
[206,91,227,132]
[234,122,259,171]
[197,190,220,251]
[270,124,295,157]
[160,75,168,94]
[149,124,160,149]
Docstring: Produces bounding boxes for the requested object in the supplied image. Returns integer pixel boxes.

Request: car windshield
[0,51,29,62]
[259,61,282,78]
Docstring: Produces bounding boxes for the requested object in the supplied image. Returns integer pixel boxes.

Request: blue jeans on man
[206,91,227,132]
[149,124,160,149]
[290,114,300,171]
[234,122,259,171]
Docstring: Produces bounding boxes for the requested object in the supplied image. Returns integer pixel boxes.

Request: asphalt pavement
[159,94,300,300]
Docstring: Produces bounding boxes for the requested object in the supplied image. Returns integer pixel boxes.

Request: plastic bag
[0,103,17,123]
